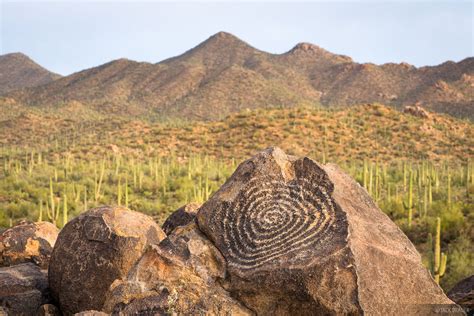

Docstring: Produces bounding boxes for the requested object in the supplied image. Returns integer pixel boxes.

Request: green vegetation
[0,104,472,291]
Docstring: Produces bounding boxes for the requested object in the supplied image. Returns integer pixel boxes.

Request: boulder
[0,263,50,316]
[162,202,201,234]
[0,221,59,268]
[103,222,252,315]
[48,206,166,315]
[403,105,430,118]
[197,147,457,315]
[448,275,473,306]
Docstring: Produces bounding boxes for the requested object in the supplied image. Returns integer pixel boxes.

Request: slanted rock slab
[197,147,457,315]
[0,221,59,268]
[48,206,166,315]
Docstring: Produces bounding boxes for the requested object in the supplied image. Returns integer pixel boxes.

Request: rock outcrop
[48,206,166,315]
[162,202,201,234]
[448,275,473,306]
[0,221,59,268]
[0,263,51,315]
[403,105,430,118]
[196,147,457,315]
[103,222,252,315]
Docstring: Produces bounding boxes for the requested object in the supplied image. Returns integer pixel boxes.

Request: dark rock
[0,221,59,268]
[448,275,474,307]
[162,202,201,234]
[103,222,252,315]
[197,147,457,315]
[48,206,166,315]
[0,263,50,316]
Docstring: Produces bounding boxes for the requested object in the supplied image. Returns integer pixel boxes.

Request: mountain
[4,32,473,120]
[0,53,61,94]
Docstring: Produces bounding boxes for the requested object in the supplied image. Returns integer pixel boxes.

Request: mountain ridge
[0,52,61,94]
[2,32,473,120]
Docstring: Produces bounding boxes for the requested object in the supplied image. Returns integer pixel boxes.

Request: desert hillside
[1,103,472,163]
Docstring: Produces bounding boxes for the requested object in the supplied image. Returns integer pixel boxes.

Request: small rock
[74,311,109,316]
[448,275,474,306]
[162,203,201,235]
[0,263,50,316]
[104,222,252,315]
[37,304,61,316]
[48,206,166,315]
[0,221,59,268]
[403,105,430,118]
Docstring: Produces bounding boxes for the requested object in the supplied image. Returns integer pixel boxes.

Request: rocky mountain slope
[3,32,473,119]
[0,53,61,94]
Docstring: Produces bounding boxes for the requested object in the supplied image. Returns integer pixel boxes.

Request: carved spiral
[220,177,337,271]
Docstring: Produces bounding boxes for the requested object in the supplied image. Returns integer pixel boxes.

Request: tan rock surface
[48,206,166,315]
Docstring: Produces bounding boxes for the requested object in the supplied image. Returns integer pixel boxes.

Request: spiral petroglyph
[218,176,336,270]
[197,148,344,274]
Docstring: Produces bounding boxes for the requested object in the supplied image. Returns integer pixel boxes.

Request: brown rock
[448,275,474,307]
[0,263,50,316]
[0,221,59,268]
[38,304,61,316]
[48,206,166,315]
[162,202,201,234]
[74,311,109,316]
[197,147,457,315]
[103,222,252,315]
[403,105,430,118]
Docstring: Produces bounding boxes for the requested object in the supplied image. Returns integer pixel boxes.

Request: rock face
[103,222,252,315]
[0,221,59,268]
[162,202,201,235]
[196,147,456,315]
[48,206,166,315]
[0,263,50,316]
[448,275,474,306]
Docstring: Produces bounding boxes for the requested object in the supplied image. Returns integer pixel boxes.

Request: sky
[1,0,472,76]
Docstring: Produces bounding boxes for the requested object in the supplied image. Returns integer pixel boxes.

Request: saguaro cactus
[62,193,68,227]
[403,169,414,228]
[432,217,447,284]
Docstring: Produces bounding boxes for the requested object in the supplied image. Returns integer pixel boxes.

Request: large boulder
[162,202,201,234]
[48,206,166,315]
[197,147,458,315]
[0,221,59,268]
[103,222,252,315]
[0,263,51,316]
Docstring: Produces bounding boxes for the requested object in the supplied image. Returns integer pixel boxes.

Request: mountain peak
[0,52,61,94]
[202,31,249,47]
[0,52,34,63]
[290,42,324,53]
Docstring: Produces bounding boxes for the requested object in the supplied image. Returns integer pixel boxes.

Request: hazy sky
[1,0,472,75]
